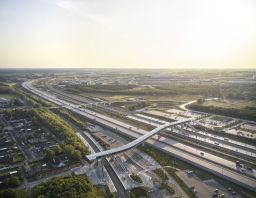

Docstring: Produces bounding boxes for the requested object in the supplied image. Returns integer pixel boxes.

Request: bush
[31,176,103,198]
[165,167,197,198]
[188,103,256,121]
[14,87,51,107]
[0,188,27,198]
[3,108,90,161]
[130,187,150,198]
[45,149,55,163]
[153,168,168,181]
[58,110,87,130]
[128,101,150,111]
[141,146,197,198]
[160,182,175,195]
[130,173,143,183]
[4,176,21,188]
[32,109,90,157]
[54,144,62,155]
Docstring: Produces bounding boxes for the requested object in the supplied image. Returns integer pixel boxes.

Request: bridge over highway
[86,119,191,161]
[22,80,256,192]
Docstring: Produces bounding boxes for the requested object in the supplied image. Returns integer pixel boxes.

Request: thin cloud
[54,0,110,26]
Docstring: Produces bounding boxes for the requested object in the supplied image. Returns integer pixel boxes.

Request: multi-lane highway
[23,80,129,198]
[42,78,129,115]
[86,119,190,160]
[127,114,256,158]
[139,111,255,150]
[22,79,256,192]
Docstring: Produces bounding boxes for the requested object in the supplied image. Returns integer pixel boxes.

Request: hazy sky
[0,0,256,69]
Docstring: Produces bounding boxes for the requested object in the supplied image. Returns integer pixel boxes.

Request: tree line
[188,103,256,121]
[32,109,90,159]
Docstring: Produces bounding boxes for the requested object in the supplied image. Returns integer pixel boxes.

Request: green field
[200,99,256,109]
[0,93,15,99]
[188,99,256,121]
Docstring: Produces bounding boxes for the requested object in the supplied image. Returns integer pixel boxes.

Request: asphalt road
[22,80,256,192]
[127,114,256,157]
[81,130,130,198]
[1,117,34,162]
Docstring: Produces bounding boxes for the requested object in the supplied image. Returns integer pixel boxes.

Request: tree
[45,149,55,162]
[71,150,82,161]
[54,144,62,155]
[31,176,103,198]
[0,189,27,198]
[5,176,21,188]
[0,189,16,198]
[197,98,205,104]
[64,144,75,155]
[31,109,90,156]
[109,192,115,198]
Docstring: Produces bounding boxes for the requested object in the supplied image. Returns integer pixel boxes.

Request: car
[240,168,246,173]
[200,152,204,156]
[232,191,237,196]
[187,170,193,175]
[191,186,197,193]
[236,161,242,167]
[246,166,253,171]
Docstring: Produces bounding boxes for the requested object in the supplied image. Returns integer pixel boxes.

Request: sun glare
[0,0,255,68]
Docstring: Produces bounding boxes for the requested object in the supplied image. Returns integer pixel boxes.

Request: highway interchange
[22,79,256,193]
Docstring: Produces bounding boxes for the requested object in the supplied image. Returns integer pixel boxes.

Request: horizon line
[0,66,256,70]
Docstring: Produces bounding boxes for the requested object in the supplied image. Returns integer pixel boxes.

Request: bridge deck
[86,119,191,161]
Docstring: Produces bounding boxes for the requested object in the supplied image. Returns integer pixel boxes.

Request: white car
[240,168,246,173]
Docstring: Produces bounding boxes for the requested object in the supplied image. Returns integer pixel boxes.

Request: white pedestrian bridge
[86,119,191,161]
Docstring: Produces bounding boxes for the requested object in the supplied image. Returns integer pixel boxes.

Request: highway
[141,111,256,151]
[42,78,129,115]
[86,119,190,160]
[23,80,129,197]
[127,114,256,158]
[22,79,256,192]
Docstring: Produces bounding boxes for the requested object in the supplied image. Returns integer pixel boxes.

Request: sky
[0,0,256,69]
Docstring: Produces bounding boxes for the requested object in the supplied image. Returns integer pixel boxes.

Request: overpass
[22,80,256,192]
[86,119,191,161]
